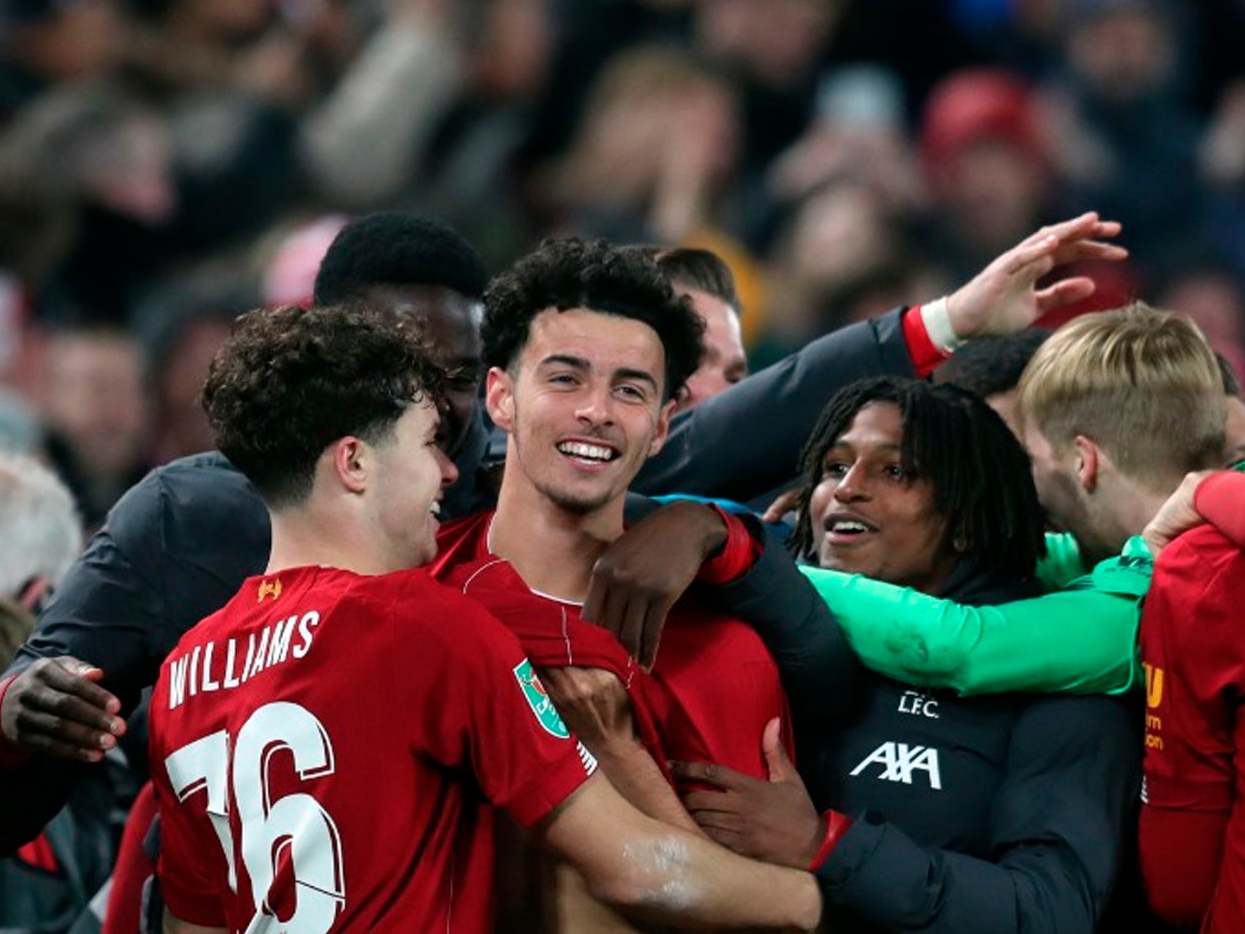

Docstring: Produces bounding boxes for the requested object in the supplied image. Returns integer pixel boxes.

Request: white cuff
[921,296,966,355]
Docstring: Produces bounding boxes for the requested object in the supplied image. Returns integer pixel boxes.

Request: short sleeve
[371,578,597,827]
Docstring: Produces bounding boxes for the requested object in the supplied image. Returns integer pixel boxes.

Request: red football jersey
[430,511,794,781]
[149,565,596,933]
[1140,525,1245,933]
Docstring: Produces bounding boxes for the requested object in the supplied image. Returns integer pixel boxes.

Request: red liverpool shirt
[429,511,793,782]
[1140,524,1245,933]
[149,566,596,933]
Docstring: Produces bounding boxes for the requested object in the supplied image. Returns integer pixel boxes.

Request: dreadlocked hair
[790,376,1046,580]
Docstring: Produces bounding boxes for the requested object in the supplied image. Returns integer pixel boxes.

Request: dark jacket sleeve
[635,308,914,500]
[707,518,862,727]
[818,694,1140,933]
[1,453,269,852]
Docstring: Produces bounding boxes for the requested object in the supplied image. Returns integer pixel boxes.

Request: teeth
[430,502,441,516]
[833,520,869,533]
[557,441,614,462]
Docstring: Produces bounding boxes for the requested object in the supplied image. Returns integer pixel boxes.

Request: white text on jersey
[167,611,322,710]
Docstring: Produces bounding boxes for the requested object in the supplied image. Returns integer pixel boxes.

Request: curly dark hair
[313,213,488,305]
[790,376,1046,581]
[202,303,447,507]
[482,238,704,401]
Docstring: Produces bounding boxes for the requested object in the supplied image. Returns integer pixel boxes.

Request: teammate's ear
[647,396,677,457]
[1073,435,1099,493]
[485,367,516,431]
[329,437,369,495]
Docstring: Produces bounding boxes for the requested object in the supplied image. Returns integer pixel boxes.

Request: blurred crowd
[1,0,1244,529]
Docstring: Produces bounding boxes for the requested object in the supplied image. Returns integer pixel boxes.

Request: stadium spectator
[36,322,150,529]
[0,452,113,932]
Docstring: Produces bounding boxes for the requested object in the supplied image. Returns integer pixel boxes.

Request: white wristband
[920,296,966,355]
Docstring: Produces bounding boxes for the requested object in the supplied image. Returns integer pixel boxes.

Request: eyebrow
[539,355,659,391]
[539,354,590,371]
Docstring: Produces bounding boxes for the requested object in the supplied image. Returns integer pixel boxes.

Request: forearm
[548,777,820,930]
[637,308,914,500]
[593,739,700,833]
[820,817,1096,933]
[800,554,1145,695]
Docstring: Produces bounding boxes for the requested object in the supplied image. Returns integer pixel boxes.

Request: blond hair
[1018,303,1225,488]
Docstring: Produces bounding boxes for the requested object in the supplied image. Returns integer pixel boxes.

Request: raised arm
[637,213,1125,503]
[799,535,1152,696]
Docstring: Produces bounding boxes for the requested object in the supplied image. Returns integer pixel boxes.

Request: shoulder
[346,567,516,652]
[106,451,266,550]
[1150,527,1244,626]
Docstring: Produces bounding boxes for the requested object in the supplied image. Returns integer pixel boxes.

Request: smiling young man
[429,238,795,928]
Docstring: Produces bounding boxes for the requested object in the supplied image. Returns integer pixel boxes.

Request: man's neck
[490,470,624,603]
[1091,476,1173,562]
[266,507,395,578]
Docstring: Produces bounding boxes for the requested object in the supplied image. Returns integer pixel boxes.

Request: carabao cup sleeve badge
[513,658,571,739]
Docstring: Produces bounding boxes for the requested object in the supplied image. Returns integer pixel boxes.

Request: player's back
[149,565,595,933]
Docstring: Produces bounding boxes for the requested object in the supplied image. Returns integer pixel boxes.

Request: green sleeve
[1037,531,1087,588]
[799,536,1154,696]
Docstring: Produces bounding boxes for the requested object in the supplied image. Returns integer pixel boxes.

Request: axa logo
[256,578,282,603]
[850,741,943,790]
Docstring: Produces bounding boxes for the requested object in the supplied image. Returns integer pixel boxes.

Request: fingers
[762,717,795,782]
[1003,233,1059,275]
[618,595,648,667]
[17,729,107,763]
[44,658,123,717]
[682,789,737,814]
[1053,238,1129,264]
[639,598,672,671]
[1034,277,1097,313]
[763,488,800,523]
[14,708,117,758]
[670,760,751,791]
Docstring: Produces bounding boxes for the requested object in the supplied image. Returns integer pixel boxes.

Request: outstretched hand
[947,212,1128,340]
[673,718,822,869]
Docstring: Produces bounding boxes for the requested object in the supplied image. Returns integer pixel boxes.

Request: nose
[574,383,615,427]
[832,462,869,503]
[436,447,460,489]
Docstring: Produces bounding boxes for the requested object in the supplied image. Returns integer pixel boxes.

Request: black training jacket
[716,524,1140,934]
